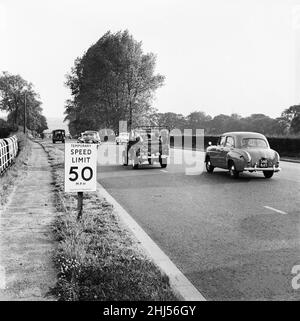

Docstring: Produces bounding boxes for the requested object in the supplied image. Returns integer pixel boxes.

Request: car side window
[225,136,234,148]
[218,136,226,146]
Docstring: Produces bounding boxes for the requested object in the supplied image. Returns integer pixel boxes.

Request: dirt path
[0,141,57,300]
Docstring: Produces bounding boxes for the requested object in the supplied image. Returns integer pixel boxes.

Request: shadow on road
[240,212,300,241]
[187,245,300,300]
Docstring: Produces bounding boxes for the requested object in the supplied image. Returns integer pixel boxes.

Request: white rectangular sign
[64,143,97,192]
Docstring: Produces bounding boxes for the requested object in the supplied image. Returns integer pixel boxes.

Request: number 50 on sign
[64,143,97,192]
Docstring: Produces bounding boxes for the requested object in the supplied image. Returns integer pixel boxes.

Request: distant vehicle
[116,132,129,145]
[52,129,65,143]
[205,132,281,178]
[122,126,169,169]
[77,131,101,147]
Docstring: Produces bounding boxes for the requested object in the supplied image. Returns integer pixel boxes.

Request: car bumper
[244,166,281,172]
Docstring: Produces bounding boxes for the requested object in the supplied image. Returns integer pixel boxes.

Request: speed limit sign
[64,143,97,192]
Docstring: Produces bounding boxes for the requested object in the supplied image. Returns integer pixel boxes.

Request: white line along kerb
[264,206,287,215]
[97,182,206,301]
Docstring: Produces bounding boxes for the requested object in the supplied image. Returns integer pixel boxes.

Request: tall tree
[186,111,212,132]
[0,71,47,132]
[282,105,300,134]
[65,30,165,134]
[155,112,187,130]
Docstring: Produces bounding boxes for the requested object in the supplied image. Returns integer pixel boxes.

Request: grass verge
[0,132,32,207]
[39,141,177,301]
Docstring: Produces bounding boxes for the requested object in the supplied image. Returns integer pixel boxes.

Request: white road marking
[264,206,287,215]
[160,169,168,173]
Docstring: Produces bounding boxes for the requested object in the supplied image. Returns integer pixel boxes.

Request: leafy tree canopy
[65,30,165,136]
[0,71,48,133]
[282,105,300,134]
[148,110,293,136]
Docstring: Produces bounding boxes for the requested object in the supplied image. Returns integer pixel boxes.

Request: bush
[267,137,300,157]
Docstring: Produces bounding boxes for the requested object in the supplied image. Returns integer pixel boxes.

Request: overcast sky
[1,0,300,120]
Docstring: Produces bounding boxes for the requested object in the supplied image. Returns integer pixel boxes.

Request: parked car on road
[205,132,281,178]
[77,131,101,147]
[52,129,65,144]
[116,132,129,145]
[122,126,169,169]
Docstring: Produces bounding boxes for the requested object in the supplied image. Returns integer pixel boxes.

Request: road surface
[57,141,300,300]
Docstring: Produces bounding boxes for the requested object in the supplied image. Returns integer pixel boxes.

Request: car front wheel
[263,171,274,179]
[205,158,214,173]
[228,161,239,178]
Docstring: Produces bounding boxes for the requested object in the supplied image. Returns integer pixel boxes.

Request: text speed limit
[64,143,97,192]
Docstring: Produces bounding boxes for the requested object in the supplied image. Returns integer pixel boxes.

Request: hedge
[170,135,300,157]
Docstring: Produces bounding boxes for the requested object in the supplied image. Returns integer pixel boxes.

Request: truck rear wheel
[122,151,128,166]
[159,158,167,168]
[132,158,139,169]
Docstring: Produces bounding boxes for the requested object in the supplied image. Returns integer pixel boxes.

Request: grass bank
[39,141,177,301]
[0,132,32,207]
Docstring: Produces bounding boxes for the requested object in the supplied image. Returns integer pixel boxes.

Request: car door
[219,136,235,169]
[211,136,226,167]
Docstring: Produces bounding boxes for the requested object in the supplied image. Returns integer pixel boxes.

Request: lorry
[122,126,169,169]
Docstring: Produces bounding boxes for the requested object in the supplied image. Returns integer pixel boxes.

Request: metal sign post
[64,143,97,220]
[77,191,83,221]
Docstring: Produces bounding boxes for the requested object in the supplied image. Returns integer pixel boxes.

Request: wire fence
[0,136,18,175]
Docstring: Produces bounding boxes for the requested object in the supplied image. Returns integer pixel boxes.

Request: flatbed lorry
[122,126,169,169]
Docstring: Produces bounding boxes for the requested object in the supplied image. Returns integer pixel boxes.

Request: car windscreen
[241,138,268,148]
[83,133,97,139]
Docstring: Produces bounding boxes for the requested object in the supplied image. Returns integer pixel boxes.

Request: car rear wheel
[205,158,214,173]
[228,161,239,178]
[263,171,274,179]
